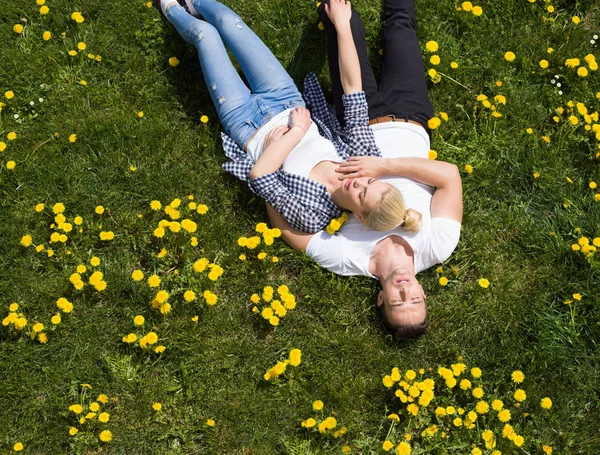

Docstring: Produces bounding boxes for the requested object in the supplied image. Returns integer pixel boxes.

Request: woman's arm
[265,203,315,252]
[336,156,463,222]
[325,0,361,95]
[248,107,312,180]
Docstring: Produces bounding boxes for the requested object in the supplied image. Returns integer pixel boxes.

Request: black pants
[318,0,433,131]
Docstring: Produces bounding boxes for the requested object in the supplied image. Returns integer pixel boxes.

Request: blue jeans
[166,0,305,149]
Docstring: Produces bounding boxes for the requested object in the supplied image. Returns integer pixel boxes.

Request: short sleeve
[305,231,346,274]
[428,218,461,263]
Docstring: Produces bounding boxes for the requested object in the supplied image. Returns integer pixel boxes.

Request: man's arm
[266,203,315,252]
[336,157,463,223]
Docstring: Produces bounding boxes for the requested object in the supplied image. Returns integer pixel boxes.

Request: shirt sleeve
[428,218,461,264]
[341,92,381,158]
[248,172,331,233]
[305,230,346,274]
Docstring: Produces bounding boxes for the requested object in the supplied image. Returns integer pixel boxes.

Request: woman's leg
[318,0,387,125]
[379,0,433,129]
[192,0,299,99]
[165,5,261,146]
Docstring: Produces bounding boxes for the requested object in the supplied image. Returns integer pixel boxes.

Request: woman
[155,0,422,233]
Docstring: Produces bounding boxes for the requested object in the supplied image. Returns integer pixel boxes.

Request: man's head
[377,267,429,340]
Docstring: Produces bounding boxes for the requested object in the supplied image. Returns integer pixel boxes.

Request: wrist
[291,124,307,134]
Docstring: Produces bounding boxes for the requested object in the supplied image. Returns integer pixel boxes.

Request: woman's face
[338,177,388,221]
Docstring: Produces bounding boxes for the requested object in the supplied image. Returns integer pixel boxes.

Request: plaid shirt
[222,72,381,233]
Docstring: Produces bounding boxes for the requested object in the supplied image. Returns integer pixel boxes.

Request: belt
[368,115,424,128]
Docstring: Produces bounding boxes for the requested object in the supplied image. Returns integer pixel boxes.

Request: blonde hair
[362,185,423,232]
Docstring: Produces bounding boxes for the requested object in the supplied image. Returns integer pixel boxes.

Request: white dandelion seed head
[557,83,562,87]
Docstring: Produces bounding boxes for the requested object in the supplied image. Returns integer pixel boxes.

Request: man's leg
[318,0,387,125]
[379,0,434,130]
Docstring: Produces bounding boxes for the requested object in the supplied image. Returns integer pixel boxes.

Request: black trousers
[318,0,434,131]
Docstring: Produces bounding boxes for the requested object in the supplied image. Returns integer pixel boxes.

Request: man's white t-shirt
[306,122,461,278]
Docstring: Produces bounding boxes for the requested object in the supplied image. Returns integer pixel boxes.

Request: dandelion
[13,24,24,33]
[203,290,218,305]
[72,11,85,22]
[577,67,588,77]
[543,446,553,454]
[430,55,440,65]
[541,397,552,409]
[148,274,161,288]
[382,440,394,451]
[5,91,14,99]
[478,278,489,288]
[184,290,196,302]
[99,430,112,442]
[464,164,473,174]
[396,441,412,455]
[69,134,77,143]
[43,31,51,40]
[504,51,516,62]
[427,117,441,129]
[207,419,215,426]
[200,115,209,123]
[511,370,525,383]
[6,161,16,170]
[472,6,482,16]
[39,5,49,14]
[0,142,6,152]
[131,270,144,281]
[13,442,24,451]
[425,40,438,52]
[461,1,473,11]
[498,409,511,422]
[573,293,582,300]
[572,15,580,24]
[69,427,78,436]
[152,402,162,411]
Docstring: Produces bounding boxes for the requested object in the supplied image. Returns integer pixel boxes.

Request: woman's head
[361,185,422,232]
[333,177,422,232]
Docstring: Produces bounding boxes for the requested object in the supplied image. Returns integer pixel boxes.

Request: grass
[1,0,600,453]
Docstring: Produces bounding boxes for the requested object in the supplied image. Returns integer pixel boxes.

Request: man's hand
[324,0,353,28]
[335,156,389,180]
[290,107,312,134]
[263,125,290,151]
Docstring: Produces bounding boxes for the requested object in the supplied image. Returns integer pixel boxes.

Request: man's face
[377,267,427,328]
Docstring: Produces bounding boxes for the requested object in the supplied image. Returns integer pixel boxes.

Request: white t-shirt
[306,122,461,278]
[246,109,339,179]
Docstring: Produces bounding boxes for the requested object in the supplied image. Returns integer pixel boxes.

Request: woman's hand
[335,156,389,180]
[290,107,312,135]
[263,125,290,151]
[324,0,353,28]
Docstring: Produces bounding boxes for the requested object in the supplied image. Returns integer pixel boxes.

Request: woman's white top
[306,122,461,277]
[245,108,339,178]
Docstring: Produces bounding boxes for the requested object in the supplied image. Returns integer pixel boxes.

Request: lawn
[1,0,599,453]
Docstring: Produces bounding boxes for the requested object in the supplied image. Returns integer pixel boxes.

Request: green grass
[1,0,600,453]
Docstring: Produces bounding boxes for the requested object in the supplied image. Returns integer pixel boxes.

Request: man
[266,0,463,340]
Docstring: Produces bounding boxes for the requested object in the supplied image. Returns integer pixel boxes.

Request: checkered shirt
[221,72,381,233]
